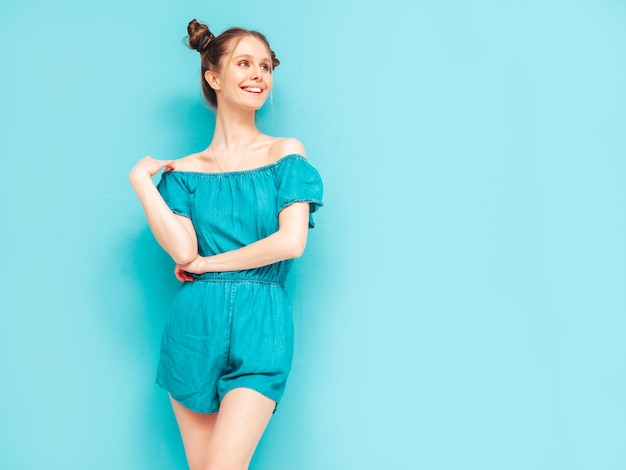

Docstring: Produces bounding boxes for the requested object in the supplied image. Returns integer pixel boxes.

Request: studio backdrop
[1,0,625,469]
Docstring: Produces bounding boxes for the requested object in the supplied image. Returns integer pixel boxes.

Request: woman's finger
[175,265,194,282]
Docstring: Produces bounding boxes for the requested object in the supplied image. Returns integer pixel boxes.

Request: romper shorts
[156,276,294,413]
[154,155,323,413]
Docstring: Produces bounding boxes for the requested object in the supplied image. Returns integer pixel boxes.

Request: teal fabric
[155,154,323,413]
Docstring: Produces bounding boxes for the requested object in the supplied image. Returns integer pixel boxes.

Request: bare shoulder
[169,152,204,172]
[267,137,307,161]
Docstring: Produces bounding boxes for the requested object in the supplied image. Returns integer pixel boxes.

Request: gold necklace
[210,131,260,172]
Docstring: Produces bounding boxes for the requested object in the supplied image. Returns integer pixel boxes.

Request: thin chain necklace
[210,131,260,173]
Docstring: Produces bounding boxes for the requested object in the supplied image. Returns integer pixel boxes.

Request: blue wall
[1,1,625,468]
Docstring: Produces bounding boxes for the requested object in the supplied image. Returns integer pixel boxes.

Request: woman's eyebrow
[233,53,271,61]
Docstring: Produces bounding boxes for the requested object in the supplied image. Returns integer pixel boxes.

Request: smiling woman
[128,18,323,470]
[190,19,280,109]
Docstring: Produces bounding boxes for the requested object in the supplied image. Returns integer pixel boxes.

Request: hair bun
[187,19,214,53]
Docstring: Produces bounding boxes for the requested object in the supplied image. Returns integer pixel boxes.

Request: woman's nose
[249,64,261,80]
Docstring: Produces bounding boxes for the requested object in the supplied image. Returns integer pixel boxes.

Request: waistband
[191,272,285,287]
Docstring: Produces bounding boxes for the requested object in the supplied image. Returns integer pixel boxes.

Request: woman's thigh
[170,396,218,470]
[205,387,276,470]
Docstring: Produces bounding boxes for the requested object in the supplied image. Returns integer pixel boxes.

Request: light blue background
[1,0,625,469]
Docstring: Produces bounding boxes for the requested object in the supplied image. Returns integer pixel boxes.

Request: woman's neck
[211,106,259,150]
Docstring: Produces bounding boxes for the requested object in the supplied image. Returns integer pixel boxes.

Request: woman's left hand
[174,265,194,282]
[174,256,208,281]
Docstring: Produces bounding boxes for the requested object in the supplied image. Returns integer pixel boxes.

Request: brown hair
[187,19,280,108]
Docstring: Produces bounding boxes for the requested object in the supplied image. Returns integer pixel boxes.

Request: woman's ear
[204,70,221,90]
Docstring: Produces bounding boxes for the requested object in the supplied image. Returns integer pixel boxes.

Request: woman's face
[210,35,274,110]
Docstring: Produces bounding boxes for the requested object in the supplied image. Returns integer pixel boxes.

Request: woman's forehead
[228,36,270,59]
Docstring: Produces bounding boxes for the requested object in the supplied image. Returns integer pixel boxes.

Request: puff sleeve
[156,172,192,218]
[276,156,323,228]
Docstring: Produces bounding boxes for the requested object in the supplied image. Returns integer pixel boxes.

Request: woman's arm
[176,202,310,278]
[129,156,198,265]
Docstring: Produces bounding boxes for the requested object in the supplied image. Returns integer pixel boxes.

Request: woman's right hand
[129,156,175,184]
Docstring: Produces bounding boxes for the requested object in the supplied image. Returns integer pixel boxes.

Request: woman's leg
[203,388,276,470]
[170,397,218,470]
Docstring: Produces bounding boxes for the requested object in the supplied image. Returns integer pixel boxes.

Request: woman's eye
[238,61,249,67]
[260,64,270,71]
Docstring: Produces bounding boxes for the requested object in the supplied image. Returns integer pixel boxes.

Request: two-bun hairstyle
[187,19,280,108]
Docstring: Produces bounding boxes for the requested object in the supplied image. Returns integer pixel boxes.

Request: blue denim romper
[155,154,323,413]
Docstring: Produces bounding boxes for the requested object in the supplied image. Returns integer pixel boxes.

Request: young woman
[129,19,323,470]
